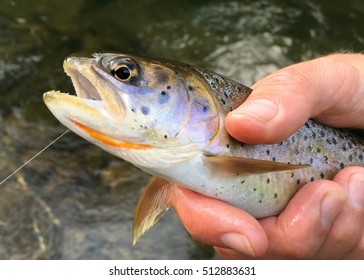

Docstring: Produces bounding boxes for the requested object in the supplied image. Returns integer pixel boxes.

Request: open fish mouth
[43,55,152,150]
[64,57,102,101]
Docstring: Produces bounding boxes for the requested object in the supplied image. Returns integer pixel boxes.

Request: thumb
[225,54,364,144]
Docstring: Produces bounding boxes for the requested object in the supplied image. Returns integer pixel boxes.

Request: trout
[43,53,364,244]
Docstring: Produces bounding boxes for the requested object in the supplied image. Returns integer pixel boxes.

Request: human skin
[170,54,364,259]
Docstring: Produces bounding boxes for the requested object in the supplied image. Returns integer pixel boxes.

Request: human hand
[172,54,364,259]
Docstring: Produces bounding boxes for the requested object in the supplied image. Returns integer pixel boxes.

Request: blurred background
[0,0,364,259]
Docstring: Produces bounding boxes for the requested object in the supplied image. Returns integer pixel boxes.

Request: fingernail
[220,233,256,257]
[232,99,278,123]
[320,193,346,229]
[348,174,364,209]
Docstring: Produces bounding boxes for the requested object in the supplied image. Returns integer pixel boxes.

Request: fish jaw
[43,55,153,153]
[43,90,151,150]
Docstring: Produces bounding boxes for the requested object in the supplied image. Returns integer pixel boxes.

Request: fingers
[258,179,347,259]
[226,54,364,144]
[171,186,268,258]
[316,167,364,259]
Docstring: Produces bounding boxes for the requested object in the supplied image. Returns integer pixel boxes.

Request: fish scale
[43,53,364,243]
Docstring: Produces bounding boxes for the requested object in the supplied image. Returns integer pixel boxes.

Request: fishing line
[0,129,70,186]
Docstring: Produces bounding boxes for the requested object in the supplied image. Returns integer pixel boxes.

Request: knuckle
[276,223,319,259]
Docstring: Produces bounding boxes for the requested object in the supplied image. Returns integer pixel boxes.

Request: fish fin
[203,152,309,176]
[133,176,175,245]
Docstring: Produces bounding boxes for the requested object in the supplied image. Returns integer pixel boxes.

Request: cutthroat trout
[43,53,364,244]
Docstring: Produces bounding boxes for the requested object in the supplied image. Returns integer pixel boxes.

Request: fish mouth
[43,55,149,150]
[63,55,126,120]
[64,56,103,101]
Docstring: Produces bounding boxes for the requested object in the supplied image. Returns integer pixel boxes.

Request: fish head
[43,53,222,170]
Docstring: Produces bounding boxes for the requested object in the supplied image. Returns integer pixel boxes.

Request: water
[1,0,364,259]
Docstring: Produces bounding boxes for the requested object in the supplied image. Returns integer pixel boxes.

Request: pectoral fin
[133,176,175,245]
[204,152,309,176]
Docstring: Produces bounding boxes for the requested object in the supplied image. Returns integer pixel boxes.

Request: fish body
[43,53,364,243]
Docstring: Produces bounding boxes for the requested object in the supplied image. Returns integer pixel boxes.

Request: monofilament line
[0,129,70,186]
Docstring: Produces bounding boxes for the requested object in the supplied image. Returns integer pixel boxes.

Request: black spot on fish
[241,180,245,184]
[188,85,193,91]
[310,158,314,164]
[291,172,295,178]
[323,155,329,163]
[259,199,262,203]
[320,131,325,137]
[317,148,321,153]
[266,150,270,156]
[175,70,180,75]
[131,108,135,112]
[305,122,310,128]
[237,86,241,91]
[224,91,229,99]
[320,172,324,179]
[253,188,257,192]
[332,138,337,145]
[310,177,315,182]
[304,135,308,141]
[267,178,270,184]
[295,149,300,155]
[164,135,168,139]
[349,154,353,162]
[326,139,331,144]
[274,193,278,198]
[220,98,226,105]
[159,91,170,105]
[210,82,217,89]
[359,154,363,161]
[312,132,316,139]
[296,179,300,185]
[291,136,296,143]
[167,85,171,90]
[272,157,276,162]
[342,145,347,152]
[141,106,150,115]
[348,142,353,149]
[203,106,208,113]
[226,144,230,149]
[279,142,284,146]
[340,163,345,169]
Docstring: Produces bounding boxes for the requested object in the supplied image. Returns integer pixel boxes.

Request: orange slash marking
[72,120,152,150]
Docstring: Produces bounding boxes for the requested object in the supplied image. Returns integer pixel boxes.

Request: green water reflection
[0,0,363,259]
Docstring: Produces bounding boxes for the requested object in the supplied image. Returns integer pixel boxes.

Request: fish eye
[112,65,131,81]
